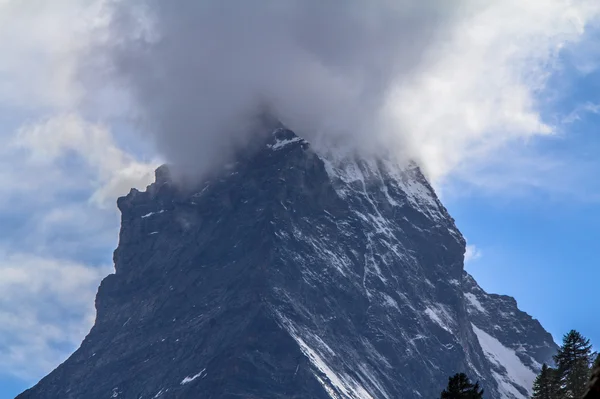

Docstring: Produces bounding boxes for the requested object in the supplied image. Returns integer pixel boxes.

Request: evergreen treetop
[440,373,484,399]
[531,363,560,399]
[553,329,593,399]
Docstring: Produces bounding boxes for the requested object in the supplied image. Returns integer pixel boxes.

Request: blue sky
[449,21,600,350]
[451,51,600,349]
[1,1,600,399]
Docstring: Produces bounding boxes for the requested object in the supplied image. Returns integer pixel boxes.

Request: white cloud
[0,113,156,382]
[0,0,108,110]
[389,0,600,186]
[562,102,600,124]
[0,0,158,387]
[0,252,111,380]
[11,113,158,208]
[90,0,600,197]
[2,0,599,195]
[465,245,483,264]
[0,108,155,385]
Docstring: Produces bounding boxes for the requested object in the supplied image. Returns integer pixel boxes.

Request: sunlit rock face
[18,128,556,399]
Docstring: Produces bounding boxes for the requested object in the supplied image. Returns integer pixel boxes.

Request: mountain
[17,128,557,399]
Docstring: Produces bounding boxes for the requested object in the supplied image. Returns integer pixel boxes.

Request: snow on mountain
[18,128,556,399]
[463,272,556,398]
[472,324,537,398]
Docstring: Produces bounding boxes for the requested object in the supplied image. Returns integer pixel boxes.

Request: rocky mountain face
[18,128,557,399]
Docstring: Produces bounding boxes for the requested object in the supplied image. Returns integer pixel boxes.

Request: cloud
[560,26,600,75]
[0,0,96,110]
[89,0,600,188]
[88,0,468,177]
[11,114,158,208]
[562,102,600,124]
[0,1,160,384]
[0,114,156,381]
[465,245,483,264]
[0,252,111,380]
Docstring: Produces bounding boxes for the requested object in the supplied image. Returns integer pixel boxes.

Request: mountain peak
[19,127,556,399]
[155,164,173,185]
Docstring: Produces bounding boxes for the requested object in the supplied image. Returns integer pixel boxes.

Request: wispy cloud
[0,6,156,379]
[0,114,155,382]
[0,252,112,380]
[0,0,159,383]
[465,245,483,264]
[0,0,90,110]
[390,0,600,194]
[562,102,600,125]
[11,114,158,208]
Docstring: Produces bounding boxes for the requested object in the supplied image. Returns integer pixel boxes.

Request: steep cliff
[18,128,557,399]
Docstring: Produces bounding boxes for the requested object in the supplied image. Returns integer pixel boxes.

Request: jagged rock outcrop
[463,273,557,397]
[18,128,557,399]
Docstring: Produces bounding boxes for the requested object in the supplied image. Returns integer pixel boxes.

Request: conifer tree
[553,330,593,398]
[583,353,600,399]
[532,363,560,399]
[440,373,484,399]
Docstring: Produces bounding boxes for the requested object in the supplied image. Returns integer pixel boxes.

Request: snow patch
[465,293,487,314]
[318,151,448,227]
[181,368,207,385]
[424,305,454,333]
[357,363,391,399]
[277,314,377,399]
[382,294,399,310]
[472,323,536,398]
[492,370,526,399]
[395,175,440,217]
[142,210,165,218]
[293,335,375,399]
[290,223,351,277]
[268,136,304,150]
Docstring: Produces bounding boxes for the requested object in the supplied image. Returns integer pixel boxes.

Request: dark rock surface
[18,128,557,399]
